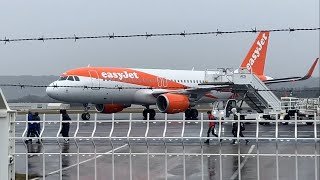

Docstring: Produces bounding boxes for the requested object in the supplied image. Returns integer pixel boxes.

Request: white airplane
[46,32,319,120]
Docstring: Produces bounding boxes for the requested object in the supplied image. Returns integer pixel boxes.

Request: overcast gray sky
[0,0,319,78]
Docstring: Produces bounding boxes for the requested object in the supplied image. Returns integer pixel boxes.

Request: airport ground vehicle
[212,99,254,120]
[212,97,318,125]
[280,97,317,125]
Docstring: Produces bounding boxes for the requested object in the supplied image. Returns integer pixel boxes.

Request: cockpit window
[58,76,67,81]
[67,76,74,81]
[74,76,80,81]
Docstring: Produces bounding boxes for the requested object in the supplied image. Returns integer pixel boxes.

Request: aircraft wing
[151,85,231,96]
[263,58,319,84]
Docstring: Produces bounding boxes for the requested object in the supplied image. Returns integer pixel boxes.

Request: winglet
[263,58,319,84]
[301,57,319,80]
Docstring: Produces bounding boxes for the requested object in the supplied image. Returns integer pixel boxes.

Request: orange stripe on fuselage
[63,67,188,90]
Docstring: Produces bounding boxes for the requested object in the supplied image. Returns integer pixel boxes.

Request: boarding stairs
[204,68,281,113]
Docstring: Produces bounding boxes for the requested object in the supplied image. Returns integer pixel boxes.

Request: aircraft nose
[46,82,57,99]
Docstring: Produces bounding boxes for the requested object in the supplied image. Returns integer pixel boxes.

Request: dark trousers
[27,124,39,138]
[26,123,40,143]
[61,123,70,138]
[207,126,218,140]
[232,128,245,143]
[27,128,39,138]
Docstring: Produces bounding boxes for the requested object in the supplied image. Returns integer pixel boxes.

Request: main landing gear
[185,108,198,120]
[143,108,156,120]
[81,103,91,120]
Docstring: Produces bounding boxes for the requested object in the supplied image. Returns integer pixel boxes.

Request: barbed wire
[1,27,319,44]
[0,83,318,92]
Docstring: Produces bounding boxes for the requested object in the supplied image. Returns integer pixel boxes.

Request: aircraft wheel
[82,112,90,120]
[143,109,147,119]
[190,109,198,119]
[143,109,156,120]
[185,109,191,119]
[149,109,156,120]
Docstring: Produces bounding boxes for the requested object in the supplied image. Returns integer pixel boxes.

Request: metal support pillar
[0,88,16,180]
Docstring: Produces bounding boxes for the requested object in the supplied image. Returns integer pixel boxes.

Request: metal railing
[4,112,319,180]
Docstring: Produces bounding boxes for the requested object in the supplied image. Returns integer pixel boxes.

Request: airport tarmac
[13,113,320,180]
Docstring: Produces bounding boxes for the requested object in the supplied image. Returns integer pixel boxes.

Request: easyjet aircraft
[46,32,319,120]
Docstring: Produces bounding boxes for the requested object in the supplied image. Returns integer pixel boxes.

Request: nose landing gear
[81,103,91,120]
[81,112,90,120]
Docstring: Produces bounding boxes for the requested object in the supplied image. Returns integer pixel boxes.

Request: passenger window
[67,76,74,81]
[74,76,80,81]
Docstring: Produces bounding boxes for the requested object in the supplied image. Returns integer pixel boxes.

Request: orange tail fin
[240,32,270,76]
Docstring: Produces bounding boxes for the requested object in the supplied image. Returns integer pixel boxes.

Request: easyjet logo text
[101,71,139,80]
[246,33,268,71]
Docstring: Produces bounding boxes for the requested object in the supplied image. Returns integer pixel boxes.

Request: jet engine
[95,104,125,114]
[156,94,189,114]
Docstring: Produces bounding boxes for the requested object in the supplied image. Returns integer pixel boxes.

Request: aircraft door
[88,70,100,90]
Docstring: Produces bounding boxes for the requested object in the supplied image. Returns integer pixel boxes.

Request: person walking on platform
[60,109,71,143]
[33,112,41,143]
[230,108,249,145]
[204,111,219,144]
[25,111,35,143]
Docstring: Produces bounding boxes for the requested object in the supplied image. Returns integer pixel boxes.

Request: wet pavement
[13,113,320,180]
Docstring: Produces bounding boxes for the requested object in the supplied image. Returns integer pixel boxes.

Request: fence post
[0,88,15,180]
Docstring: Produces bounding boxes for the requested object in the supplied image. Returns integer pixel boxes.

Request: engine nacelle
[96,104,125,114]
[156,94,189,114]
